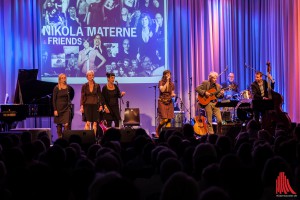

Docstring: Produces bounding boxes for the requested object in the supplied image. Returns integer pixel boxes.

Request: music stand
[215,100,239,108]
[216,100,239,121]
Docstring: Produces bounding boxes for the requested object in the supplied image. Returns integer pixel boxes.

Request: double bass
[261,62,291,134]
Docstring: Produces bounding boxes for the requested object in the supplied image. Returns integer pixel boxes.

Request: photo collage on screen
[40,0,166,81]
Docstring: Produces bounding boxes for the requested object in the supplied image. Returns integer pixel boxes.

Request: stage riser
[0,128,52,144]
[63,130,96,145]
[213,123,242,136]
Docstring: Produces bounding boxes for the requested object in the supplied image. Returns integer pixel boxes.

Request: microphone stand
[219,66,228,84]
[188,77,192,123]
[177,96,189,124]
[219,66,228,76]
[116,81,123,127]
[67,85,72,130]
[149,85,157,133]
[245,63,268,78]
[47,94,52,129]
[32,94,52,128]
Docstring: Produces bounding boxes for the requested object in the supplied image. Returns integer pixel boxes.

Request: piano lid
[14,69,74,105]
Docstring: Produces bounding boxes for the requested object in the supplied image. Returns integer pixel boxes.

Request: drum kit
[221,89,254,122]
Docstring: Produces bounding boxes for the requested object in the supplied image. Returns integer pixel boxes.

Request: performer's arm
[195,82,206,96]
[159,80,169,92]
[53,86,58,116]
[80,85,85,113]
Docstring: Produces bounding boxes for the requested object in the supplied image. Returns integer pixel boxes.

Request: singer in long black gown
[53,73,72,138]
[102,72,125,128]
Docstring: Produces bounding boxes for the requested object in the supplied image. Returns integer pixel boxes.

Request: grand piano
[0,69,74,130]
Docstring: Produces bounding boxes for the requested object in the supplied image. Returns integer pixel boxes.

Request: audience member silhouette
[0,122,299,200]
[160,172,200,200]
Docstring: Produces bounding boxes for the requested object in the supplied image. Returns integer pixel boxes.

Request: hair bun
[106,72,115,78]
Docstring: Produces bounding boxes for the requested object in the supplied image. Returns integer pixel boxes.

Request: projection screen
[39,0,167,84]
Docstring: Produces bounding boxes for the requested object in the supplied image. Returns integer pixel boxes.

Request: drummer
[221,72,239,122]
[221,72,239,100]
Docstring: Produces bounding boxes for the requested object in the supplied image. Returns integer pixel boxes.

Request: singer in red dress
[102,72,126,128]
[53,73,73,138]
[156,70,176,137]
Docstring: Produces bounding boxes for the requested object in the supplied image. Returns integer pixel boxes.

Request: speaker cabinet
[62,130,96,145]
[221,111,231,122]
[9,128,52,144]
[171,111,185,127]
[221,123,241,137]
[162,127,183,133]
[120,128,136,143]
[123,108,140,127]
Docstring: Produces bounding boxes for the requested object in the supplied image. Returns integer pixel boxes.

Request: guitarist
[195,72,224,134]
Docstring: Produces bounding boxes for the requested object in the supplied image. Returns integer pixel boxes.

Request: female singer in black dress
[53,73,73,138]
[102,72,126,128]
[80,70,104,135]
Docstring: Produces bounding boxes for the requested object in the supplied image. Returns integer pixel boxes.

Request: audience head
[160,172,199,200]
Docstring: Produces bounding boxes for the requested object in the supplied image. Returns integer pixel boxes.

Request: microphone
[148,85,156,88]
[115,80,118,85]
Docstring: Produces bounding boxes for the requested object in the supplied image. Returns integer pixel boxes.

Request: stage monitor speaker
[9,128,52,144]
[63,130,95,145]
[162,127,183,133]
[123,108,140,127]
[220,123,242,138]
[171,111,185,127]
[221,111,231,122]
[120,128,136,143]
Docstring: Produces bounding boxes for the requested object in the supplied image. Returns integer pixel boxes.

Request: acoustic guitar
[193,115,208,136]
[197,87,230,106]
